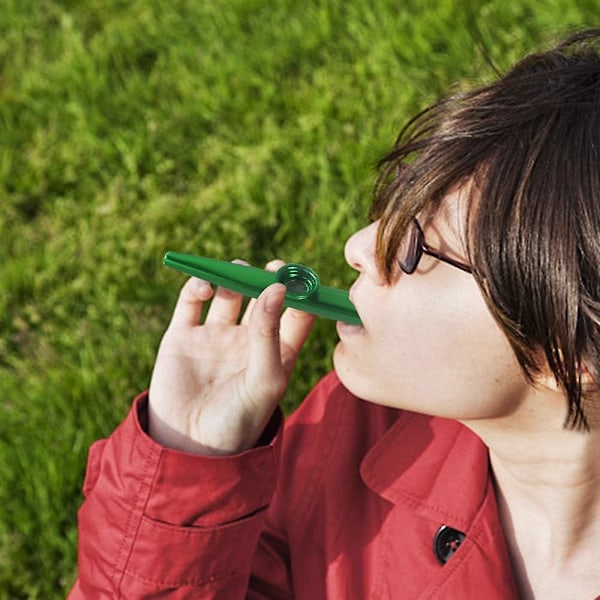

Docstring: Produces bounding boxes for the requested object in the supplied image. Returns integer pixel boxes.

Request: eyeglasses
[398,219,473,275]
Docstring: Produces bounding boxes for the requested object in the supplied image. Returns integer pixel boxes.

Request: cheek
[333,290,431,399]
[334,279,529,419]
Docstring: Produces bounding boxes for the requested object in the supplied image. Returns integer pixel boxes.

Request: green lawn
[0,0,596,596]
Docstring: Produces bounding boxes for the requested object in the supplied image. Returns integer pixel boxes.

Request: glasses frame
[399,219,473,275]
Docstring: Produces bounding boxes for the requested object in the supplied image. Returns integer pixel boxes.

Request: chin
[333,345,380,404]
[333,344,359,392]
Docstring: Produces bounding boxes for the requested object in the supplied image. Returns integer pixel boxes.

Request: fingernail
[194,279,212,296]
[265,285,284,315]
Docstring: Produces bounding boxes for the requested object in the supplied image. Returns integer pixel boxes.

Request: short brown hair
[371,29,600,431]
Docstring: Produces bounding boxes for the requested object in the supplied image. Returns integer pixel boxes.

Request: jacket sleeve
[68,393,288,599]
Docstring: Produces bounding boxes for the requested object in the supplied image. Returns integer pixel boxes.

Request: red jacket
[70,372,520,598]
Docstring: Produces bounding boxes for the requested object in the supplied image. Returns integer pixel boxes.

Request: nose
[344,221,385,283]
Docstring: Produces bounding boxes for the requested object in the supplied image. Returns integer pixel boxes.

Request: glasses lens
[398,221,422,274]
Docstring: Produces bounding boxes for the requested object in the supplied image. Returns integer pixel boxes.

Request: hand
[148,261,316,455]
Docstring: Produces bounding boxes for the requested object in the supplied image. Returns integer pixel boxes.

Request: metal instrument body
[163,252,362,325]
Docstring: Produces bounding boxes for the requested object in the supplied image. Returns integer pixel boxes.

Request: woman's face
[333,189,531,421]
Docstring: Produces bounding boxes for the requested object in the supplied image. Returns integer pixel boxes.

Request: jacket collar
[356,402,519,598]
[359,410,490,532]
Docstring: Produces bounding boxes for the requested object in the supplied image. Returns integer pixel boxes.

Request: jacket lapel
[360,411,519,598]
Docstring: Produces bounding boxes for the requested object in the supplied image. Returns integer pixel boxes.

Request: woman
[70,29,600,599]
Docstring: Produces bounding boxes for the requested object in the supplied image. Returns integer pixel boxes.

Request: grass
[0,0,597,596]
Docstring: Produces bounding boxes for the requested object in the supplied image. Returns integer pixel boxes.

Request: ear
[536,362,600,430]
[579,363,600,430]
[583,396,600,430]
[535,373,559,393]
[535,359,596,392]
[534,368,564,393]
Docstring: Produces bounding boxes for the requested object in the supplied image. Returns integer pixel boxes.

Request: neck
[461,393,600,597]
[489,429,600,553]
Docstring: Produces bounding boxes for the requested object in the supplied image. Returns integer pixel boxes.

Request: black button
[433,525,466,565]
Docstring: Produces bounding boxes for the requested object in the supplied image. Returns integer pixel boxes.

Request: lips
[336,318,364,338]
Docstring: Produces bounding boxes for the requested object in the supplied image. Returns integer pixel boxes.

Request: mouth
[336,317,364,337]
[336,283,365,335]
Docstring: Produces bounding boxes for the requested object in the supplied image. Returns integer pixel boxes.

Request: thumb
[245,283,288,401]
